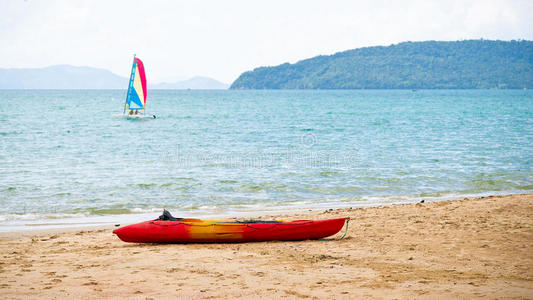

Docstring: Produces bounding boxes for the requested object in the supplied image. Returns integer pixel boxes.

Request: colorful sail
[125,57,147,110]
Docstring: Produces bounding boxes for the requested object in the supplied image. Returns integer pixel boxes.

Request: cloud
[1,0,532,83]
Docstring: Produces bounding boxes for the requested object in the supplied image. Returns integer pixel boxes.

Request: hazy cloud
[1,0,531,83]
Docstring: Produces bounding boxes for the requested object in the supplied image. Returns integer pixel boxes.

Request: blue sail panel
[125,61,141,109]
[128,89,143,109]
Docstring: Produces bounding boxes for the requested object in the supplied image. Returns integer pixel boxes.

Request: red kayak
[113,210,349,243]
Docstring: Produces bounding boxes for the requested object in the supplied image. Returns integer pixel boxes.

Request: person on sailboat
[129,110,134,116]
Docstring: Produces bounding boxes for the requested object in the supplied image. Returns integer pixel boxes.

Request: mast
[123,54,136,114]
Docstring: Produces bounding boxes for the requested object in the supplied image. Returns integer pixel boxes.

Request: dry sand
[1,194,532,299]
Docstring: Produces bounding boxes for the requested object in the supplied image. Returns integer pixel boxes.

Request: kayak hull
[113,218,349,243]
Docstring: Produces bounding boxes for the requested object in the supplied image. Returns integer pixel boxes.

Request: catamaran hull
[113,217,349,243]
[112,114,156,119]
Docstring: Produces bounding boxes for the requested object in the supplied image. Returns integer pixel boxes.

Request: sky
[1,0,532,84]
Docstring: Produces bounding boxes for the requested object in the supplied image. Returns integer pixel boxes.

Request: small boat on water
[113,55,156,119]
[113,210,349,243]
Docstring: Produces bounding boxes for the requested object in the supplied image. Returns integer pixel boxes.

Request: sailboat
[114,55,156,119]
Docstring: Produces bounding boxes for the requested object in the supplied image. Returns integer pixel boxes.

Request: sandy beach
[1,193,532,299]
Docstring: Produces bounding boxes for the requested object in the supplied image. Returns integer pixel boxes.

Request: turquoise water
[0,89,532,229]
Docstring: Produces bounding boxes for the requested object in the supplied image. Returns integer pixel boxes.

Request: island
[230,40,533,90]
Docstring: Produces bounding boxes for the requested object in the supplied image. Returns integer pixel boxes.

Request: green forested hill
[230,40,533,89]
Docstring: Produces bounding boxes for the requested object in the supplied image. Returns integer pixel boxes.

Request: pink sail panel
[134,58,147,105]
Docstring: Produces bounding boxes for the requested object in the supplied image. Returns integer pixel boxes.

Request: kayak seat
[157,209,183,221]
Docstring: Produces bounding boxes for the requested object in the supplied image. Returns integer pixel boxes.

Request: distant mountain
[0,65,228,90]
[150,76,229,89]
[231,40,533,89]
[0,65,127,89]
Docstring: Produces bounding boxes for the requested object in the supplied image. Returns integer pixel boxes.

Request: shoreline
[1,190,529,234]
[1,193,532,298]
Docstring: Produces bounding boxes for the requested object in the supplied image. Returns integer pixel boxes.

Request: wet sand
[1,194,532,299]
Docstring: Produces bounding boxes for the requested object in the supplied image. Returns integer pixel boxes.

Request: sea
[0,89,532,231]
